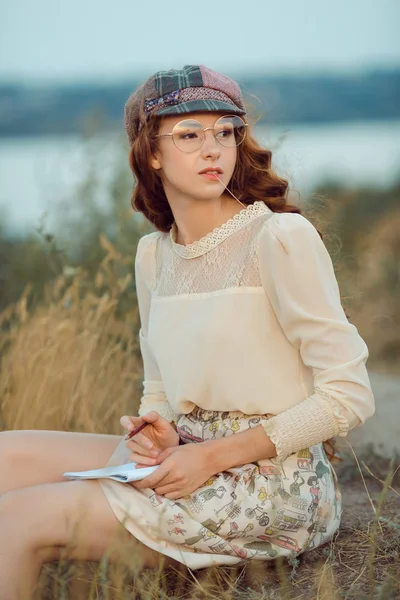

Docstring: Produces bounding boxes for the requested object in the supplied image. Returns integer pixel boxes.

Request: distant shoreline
[1,69,398,139]
[1,115,400,142]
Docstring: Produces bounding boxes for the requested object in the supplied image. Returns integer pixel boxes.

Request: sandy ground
[344,370,400,457]
[334,369,400,516]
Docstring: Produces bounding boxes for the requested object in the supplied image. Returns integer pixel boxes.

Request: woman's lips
[199,173,221,181]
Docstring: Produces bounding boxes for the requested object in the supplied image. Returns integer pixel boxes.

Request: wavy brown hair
[128,113,343,464]
[128,113,299,229]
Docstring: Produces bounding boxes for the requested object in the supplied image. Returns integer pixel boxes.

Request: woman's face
[150,112,238,203]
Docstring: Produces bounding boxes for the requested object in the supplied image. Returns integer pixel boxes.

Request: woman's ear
[150,154,162,170]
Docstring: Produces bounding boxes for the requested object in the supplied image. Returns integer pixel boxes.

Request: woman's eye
[179,131,199,140]
[217,128,234,138]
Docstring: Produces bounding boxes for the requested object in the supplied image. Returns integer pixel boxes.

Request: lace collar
[169,200,273,259]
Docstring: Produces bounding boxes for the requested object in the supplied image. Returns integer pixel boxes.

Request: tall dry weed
[0,235,142,433]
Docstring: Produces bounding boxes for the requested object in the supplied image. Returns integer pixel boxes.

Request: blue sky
[1,0,399,83]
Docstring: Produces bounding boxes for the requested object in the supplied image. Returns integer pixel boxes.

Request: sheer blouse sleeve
[135,234,178,422]
[258,212,375,461]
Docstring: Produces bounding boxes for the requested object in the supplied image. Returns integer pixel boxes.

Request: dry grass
[306,195,400,374]
[0,237,142,434]
[36,487,400,600]
[0,237,399,599]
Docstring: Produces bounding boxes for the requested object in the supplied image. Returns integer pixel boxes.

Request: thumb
[141,411,161,424]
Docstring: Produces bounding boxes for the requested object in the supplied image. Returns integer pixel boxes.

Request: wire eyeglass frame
[155,114,248,153]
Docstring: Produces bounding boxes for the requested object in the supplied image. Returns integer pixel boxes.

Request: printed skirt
[99,407,342,570]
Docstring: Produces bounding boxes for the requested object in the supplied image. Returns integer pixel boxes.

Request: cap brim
[155,99,246,118]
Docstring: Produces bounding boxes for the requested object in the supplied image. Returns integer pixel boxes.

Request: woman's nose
[200,130,221,158]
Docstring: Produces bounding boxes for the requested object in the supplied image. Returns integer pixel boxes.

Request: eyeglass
[155,115,248,153]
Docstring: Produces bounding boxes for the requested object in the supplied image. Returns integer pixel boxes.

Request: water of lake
[0,119,399,234]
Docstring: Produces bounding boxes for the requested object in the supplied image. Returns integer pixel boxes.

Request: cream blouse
[135,200,375,460]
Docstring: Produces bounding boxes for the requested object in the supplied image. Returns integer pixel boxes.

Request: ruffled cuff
[261,389,349,462]
[136,379,178,422]
[138,396,178,422]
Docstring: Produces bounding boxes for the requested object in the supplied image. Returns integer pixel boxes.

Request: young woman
[0,64,375,597]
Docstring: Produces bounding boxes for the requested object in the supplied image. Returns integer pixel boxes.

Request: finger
[120,415,135,428]
[127,439,159,456]
[134,467,172,490]
[154,483,181,496]
[131,432,157,450]
[127,448,160,462]
[129,453,160,466]
[141,411,172,430]
[164,491,185,500]
[120,415,142,431]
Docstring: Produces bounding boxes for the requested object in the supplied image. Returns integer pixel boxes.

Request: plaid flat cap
[124,64,246,145]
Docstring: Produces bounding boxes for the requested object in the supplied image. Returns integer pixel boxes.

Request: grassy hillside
[0,139,399,598]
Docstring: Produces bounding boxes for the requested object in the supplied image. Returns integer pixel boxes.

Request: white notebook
[63,462,159,483]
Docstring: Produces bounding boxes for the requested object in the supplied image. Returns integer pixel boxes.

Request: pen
[124,422,149,441]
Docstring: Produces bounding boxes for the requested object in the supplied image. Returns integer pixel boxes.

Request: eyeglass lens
[171,116,246,152]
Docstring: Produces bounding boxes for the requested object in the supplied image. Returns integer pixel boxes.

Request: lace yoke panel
[152,212,269,297]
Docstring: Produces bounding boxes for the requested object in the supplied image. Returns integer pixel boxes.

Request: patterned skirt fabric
[99,407,342,570]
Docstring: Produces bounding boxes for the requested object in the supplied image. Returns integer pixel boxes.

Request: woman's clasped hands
[120,411,180,465]
[120,411,215,500]
[133,443,215,500]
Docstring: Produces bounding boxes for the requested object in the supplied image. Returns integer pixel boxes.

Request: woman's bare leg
[0,430,122,494]
[0,478,178,600]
